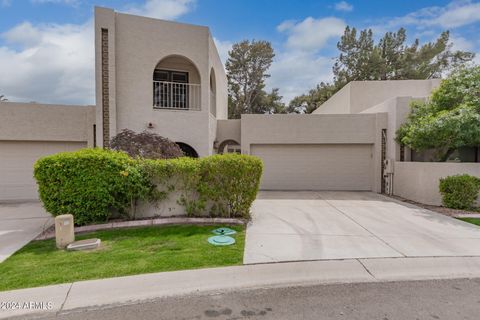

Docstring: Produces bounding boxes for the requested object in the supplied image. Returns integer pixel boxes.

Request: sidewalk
[2,256,480,319]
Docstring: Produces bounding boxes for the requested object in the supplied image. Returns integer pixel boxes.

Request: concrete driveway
[0,202,53,263]
[244,191,480,264]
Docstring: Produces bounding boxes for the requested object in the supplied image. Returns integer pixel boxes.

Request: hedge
[34,149,153,225]
[34,149,263,225]
[439,174,480,210]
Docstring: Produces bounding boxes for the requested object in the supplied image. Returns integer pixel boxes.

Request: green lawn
[0,225,244,291]
[458,217,480,226]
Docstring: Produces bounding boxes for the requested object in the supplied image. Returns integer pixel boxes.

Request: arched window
[209,68,216,117]
[153,55,201,110]
[218,140,241,154]
[176,142,199,158]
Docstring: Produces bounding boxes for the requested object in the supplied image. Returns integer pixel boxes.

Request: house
[0,7,478,204]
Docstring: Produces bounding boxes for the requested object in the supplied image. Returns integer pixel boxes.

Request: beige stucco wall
[312,83,351,114]
[208,35,228,120]
[95,7,227,156]
[313,79,441,115]
[241,113,387,192]
[0,102,95,145]
[394,162,480,206]
[216,119,241,145]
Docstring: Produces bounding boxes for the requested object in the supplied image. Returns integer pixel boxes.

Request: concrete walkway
[2,256,480,319]
[0,202,53,263]
[244,191,480,264]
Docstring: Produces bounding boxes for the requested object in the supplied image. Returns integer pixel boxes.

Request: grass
[0,224,244,291]
[458,217,480,226]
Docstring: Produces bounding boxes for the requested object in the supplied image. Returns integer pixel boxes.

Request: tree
[110,129,184,159]
[289,27,475,113]
[396,66,480,161]
[226,40,284,118]
[0,94,7,102]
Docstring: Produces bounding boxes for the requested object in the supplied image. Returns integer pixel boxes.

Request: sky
[0,0,479,105]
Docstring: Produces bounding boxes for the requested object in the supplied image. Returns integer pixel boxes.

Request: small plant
[439,174,480,210]
[110,129,184,159]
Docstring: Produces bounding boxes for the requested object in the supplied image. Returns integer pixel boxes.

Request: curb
[2,256,480,319]
[35,217,245,240]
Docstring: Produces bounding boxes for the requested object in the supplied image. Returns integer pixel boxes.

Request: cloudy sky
[0,0,479,105]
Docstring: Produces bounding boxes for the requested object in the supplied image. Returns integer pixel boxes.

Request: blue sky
[0,0,479,104]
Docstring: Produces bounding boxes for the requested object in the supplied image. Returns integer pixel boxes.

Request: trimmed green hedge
[34,149,152,225]
[439,174,480,210]
[34,149,263,225]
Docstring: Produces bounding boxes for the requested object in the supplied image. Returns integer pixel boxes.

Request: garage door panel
[251,144,373,191]
[0,141,86,201]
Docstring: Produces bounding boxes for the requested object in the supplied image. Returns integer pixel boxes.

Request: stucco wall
[313,79,440,115]
[95,7,219,156]
[216,119,241,145]
[312,83,351,114]
[394,162,480,206]
[208,35,228,120]
[349,79,440,114]
[241,113,387,192]
[0,102,95,145]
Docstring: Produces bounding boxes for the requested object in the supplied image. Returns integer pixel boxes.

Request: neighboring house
[0,6,478,204]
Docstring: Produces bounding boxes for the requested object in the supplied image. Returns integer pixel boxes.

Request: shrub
[198,154,263,219]
[34,148,153,225]
[110,129,184,159]
[439,174,480,210]
[35,150,263,224]
[142,157,203,215]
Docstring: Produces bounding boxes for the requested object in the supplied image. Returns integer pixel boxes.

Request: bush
[439,174,480,209]
[110,129,184,159]
[34,149,263,224]
[34,148,153,225]
[198,154,263,218]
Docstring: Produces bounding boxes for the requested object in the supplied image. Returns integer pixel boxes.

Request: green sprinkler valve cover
[212,227,237,236]
[208,235,236,246]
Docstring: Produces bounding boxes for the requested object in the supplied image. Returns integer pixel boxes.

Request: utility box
[55,214,75,249]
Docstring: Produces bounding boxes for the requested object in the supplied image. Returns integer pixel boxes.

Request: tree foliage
[396,66,480,161]
[226,40,285,118]
[0,94,7,102]
[110,129,184,159]
[289,27,475,113]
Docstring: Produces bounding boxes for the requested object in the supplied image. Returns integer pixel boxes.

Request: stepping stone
[66,238,101,251]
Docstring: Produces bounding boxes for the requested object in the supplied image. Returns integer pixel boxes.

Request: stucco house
[0,7,478,204]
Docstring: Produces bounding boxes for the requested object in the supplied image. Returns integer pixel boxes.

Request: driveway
[244,191,480,264]
[0,202,53,263]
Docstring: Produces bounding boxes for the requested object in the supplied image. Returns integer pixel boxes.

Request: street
[32,278,480,320]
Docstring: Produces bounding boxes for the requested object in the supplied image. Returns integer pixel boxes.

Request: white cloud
[334,1,353,12]
[126,0,196,20]
[0,21,94,104]
[267,51,334,102]
[0,0,195,104]
[387,0,480,29]
[278,17,345,52]
[213,37,232,65]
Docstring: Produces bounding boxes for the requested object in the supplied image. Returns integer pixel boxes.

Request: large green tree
[226,40,285,118]
[289,27,475,113]
[396,66,480,161]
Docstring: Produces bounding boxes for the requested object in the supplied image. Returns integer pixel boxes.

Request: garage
[0,141,87,201]
[251,144,373,191]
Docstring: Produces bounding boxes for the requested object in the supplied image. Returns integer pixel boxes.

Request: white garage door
[0,141,87,201]
[251,144,373,190]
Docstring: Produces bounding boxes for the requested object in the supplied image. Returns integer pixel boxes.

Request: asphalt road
[34,278,480,320]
